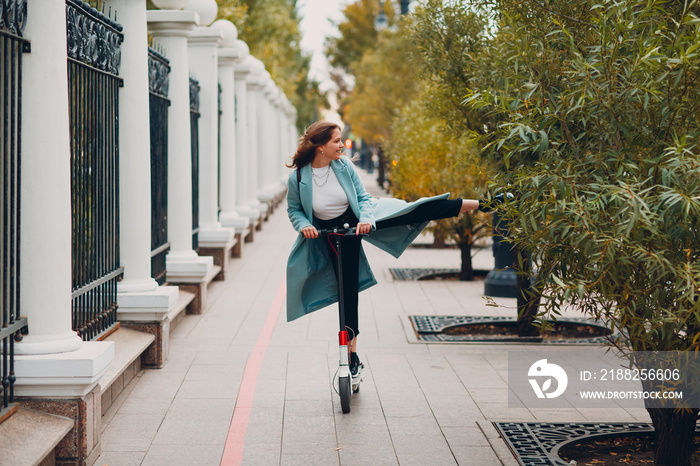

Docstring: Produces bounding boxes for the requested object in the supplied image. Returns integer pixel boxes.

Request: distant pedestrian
[285,120,480,377]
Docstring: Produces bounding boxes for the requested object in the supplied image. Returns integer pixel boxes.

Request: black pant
[314,198,462,338]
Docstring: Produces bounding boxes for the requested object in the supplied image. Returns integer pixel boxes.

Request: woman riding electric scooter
[285,121,482,408]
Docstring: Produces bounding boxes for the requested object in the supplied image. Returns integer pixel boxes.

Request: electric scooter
[317,224,365,413]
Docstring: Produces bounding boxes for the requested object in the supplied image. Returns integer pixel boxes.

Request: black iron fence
[0,0,29,419]
[190,77,200,251]
[66,0,124,341]
[148,47,170,285]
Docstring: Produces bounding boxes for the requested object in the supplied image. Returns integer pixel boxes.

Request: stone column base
[245,225,255,242]
[116,285,180,368]
[199,240,234,281]
[169,265,220,314]
[14,340,113,465]
[16,385,102,466]
[232,231,245,257]
[121,320,169,369]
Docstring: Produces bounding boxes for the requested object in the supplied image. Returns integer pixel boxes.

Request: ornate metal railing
[67,0,124,341]
[0,0,30,420]
[148,47,170,285]
[190,77,200,252]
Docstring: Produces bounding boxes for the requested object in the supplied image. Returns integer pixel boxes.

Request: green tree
[387,92,489,280]
[344,23,417,145]
[409,1,496,138]
[324,0,398,119]
[342,18,417,187]
[325,0,390,73]
[410,0,541,336]
[468,0,700,463]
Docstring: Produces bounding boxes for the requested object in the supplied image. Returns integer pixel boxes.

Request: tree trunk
[647,406,699,466]
[515,247,540,337]
[459,240,474,281]
[432,229,446,248]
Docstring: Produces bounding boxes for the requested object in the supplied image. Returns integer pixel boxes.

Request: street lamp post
[375,1,388,30]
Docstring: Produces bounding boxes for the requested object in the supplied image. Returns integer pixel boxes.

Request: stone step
[0,407,73,466]
[99,327,155,415]
[170,289,196,331]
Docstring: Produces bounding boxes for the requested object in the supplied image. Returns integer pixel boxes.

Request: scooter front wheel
[339,375,351,413]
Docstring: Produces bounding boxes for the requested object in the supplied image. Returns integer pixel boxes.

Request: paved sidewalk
[96,168,650,466]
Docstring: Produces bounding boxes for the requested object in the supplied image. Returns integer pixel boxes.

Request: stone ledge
[232,230,248,257]
[171,290,196,331]
[199,241,235,281]
[119,290,195,369]
[99,328,155,413]
[168,266,221,315]
[0,407,73,466]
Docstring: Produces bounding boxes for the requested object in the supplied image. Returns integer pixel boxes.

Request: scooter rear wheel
[339,376,351,413]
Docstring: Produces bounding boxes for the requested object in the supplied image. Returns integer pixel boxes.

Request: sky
[297,0,350,91]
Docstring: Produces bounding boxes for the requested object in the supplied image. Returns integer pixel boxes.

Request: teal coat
[286,156,450,322]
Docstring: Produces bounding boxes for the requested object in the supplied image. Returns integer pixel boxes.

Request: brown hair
[287,120,341,169]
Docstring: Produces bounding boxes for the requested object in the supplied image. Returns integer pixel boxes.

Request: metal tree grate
[409,315,615,345]
[494,421,700,465]
[390,268,460,281]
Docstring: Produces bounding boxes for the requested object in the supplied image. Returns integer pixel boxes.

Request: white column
[289,107,299,169]
[257,73,275,204]
[18,3,80,355]
[279,98,289,184]
[246,57,267,216]
[113,0,157,293]
[148,10,214,282]
[233,49,259,221]
[210,20,249,232]
[111,0,179,317]
[187,25,236,249]
[276,91,287,189]
[15,0,112,395]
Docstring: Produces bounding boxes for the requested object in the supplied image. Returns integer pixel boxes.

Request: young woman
[286,121,480,377]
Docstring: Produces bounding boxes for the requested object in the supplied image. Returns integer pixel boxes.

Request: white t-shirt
[312,166,349,220]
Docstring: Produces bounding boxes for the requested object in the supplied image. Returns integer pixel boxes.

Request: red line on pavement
[220,280,286,466]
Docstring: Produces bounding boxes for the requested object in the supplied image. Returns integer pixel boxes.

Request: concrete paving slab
[441,425,492,447]
[280,451,340,466]
[141,444,225,466]
[115,396,173,417]
[240,443,282,465]
[390,433,457,465]
[100,413,164,452]
[151,415,232,446]
[334,422,393,444]
[125,370,187,401]
[281,432,338,454]
[244,414,284,444]
[451,446,505,466]
[337,444,398,466]
[93,451,145,466]
[426,395,486,426]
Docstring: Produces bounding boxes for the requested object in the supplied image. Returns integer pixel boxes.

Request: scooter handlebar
[317,227,361,237]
